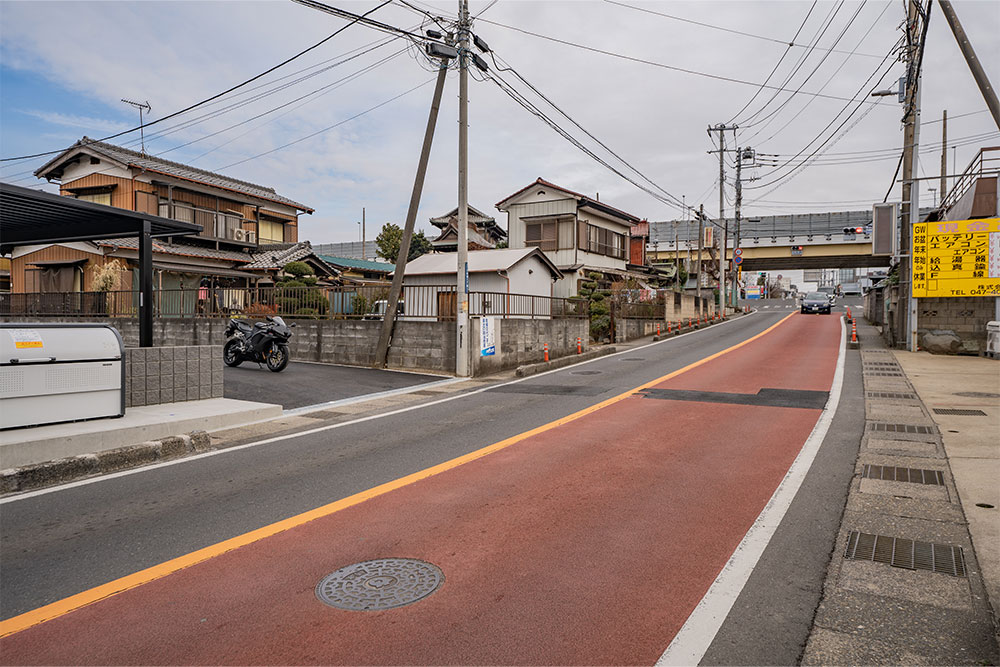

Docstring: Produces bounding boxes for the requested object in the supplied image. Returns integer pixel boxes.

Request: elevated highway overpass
[646,209,905,271]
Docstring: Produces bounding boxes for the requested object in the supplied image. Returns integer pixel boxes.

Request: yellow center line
[0,312,796,639]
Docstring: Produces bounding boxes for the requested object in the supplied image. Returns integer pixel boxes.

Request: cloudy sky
[1,0,998,245]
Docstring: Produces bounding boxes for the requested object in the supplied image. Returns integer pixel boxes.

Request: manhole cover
[571,370,602,375]
[953,392,1000,398]
[316,558,443,611]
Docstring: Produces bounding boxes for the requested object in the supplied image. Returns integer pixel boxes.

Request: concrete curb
[1,431,212,495]
[515,347,617,377]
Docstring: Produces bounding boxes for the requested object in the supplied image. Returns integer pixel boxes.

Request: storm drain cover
[869,422,933,434]
[622,357,645,361]
[316,558,443,611]
[571,370,602,375]
[867,392,917,400]
[844,531,966,577]
[866,371,904,377]
[953,392,1000,399]
[933,408,988,416]
[862,465,944,485]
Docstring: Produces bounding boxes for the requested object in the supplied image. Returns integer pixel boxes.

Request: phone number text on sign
[911,217,1000,298]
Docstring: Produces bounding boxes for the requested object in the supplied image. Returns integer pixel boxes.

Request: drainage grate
[622,357,645,361]
[933,408,988,416]
[864,361,900,366]
[867,392,917,399]
[571,370,602,375]
[844,531,966,577]
[862,465,944,485]
[954,392,1000,399]
[869,422,933,434]
[866,371,904,377]
[316,558,443,611]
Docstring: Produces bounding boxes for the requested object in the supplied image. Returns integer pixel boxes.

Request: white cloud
[18,109,131,134]
[2,0,998,244]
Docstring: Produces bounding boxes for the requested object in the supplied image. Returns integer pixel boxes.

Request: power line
[737,1,849,128]
[743,1,892,145]
[725,1,818,125]
[604,0,885,58]
[472,15,898,107]
[0,0,394,163]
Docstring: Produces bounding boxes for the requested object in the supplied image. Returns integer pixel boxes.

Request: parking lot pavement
[224,361,443,410]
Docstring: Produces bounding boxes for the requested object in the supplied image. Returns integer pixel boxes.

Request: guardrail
[0,286,586,320]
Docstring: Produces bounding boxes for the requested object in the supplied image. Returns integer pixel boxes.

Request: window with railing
[158,201,248,241]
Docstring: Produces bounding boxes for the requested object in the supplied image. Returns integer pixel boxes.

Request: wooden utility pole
[939,0,1000,130]
[374,62,449,368]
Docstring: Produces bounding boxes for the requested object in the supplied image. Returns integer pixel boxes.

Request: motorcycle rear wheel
[266,343,289,372]
[223,339,243,367]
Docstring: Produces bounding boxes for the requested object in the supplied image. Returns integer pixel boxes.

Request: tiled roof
[37,137,313,212]
[317,254,394,273]
[95,238,252,262]
[495,177,640,223]
[244,242,338,276]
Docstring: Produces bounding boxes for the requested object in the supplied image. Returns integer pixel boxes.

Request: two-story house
[10,137,318,294]
[495,178,641,297]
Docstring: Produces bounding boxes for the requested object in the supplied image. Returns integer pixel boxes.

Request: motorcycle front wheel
[266,343,289,372]
[223,339,243,367]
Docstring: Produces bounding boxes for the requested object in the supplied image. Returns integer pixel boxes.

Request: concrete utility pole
[456,0,471,377]
[938,0,1000,131]
[374,61,449,368]
[361,208,366,260]
[899,0,927,352]
[674,220,680,292]
[697,204,704,305]
[708,123,736,312]
[940,110,948,201]
[733,148,749,309]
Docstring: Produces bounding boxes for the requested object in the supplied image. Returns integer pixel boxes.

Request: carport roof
[0,182,200,253]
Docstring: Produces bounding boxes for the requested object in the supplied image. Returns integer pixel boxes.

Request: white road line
[656,317,847,666]
[1,314,758,504]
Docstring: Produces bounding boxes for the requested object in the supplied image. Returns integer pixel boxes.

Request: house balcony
[158,202,257,247]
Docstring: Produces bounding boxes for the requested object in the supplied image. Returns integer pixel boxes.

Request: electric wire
[472,15,898,106]
[0,0,394,162]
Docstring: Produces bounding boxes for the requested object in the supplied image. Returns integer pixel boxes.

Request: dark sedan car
[801,291,832,314]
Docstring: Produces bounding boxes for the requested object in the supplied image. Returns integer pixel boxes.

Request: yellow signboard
[912,217,1000,298]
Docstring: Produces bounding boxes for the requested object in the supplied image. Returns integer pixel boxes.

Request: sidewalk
[803,317,999,664]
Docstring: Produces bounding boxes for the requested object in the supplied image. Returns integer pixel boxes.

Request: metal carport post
[0,182,201,347]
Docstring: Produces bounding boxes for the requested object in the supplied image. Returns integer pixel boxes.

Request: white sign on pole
[480,317,496,356]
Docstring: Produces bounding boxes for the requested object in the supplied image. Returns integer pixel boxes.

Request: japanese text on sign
[911,217,1000,298]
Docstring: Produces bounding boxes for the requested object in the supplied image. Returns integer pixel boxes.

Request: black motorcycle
[224,316,294,372]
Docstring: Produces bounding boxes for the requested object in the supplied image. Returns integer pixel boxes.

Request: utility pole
[374,59,450,368]
[900,0,927,352]
[362,207,366,260]
[733,148,750,309]
[939,0,1000,130]
[940,110,948,202]
[707,123,736,312]
[696,204,704,305]
[455,0,471,377]
[674,220,680,292]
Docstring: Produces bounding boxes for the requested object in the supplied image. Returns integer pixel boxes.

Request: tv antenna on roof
[121,98,152,154]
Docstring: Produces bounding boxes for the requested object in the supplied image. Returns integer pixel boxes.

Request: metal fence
[0,286,586,321]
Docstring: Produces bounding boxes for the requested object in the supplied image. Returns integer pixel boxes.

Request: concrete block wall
[472,317,588,376]
[915,296,996,354]
[125,345,223,407]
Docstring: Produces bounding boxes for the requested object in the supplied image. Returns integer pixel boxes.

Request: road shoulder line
[657,315,847,666]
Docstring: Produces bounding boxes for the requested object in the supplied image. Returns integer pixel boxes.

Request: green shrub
[283,261,311,277]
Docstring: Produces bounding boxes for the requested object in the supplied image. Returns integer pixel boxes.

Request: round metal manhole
[316,558,443,611]
[571,370,602,375]
[953,391,1000,398]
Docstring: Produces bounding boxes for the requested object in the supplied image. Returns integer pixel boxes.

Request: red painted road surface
[2,314,840,665]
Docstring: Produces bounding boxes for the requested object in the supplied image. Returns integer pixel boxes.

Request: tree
[375,223,433,263]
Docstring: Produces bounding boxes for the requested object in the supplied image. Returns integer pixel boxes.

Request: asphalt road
[224,361,442,409]
[0,307,865,664]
